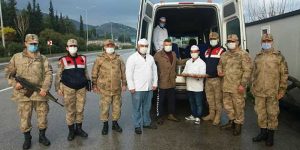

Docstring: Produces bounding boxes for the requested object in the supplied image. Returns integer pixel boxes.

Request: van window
[141,19,149,39]
[226,18,241,44]
[145,3,153,19]
[223,2,236,18]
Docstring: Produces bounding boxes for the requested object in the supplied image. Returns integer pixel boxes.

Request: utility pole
[0,1,5,48]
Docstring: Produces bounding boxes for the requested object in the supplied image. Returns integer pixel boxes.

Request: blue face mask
[262,43,272,50]
[159,23,165,28]
[28,44,38,52]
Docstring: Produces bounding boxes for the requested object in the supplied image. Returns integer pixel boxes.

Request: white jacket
[126,52,158,91]
[153,25,168,51]
[182,57,206,92]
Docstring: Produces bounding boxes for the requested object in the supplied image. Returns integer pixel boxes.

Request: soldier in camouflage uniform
[91,39,127,135]
[5,34,53,149]
[217,34,252,136]
[55,39,90,141]
[251,34,288,146]
[202,32,226,125]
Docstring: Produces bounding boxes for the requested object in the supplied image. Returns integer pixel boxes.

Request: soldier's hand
[218,71,224,77]
[122,86,127,92]
[130,89,136,94]
[238,85,245,94]
[93,86,99,93]
[277,93,284,100]
[58,90,64,96]
[15,82,23,90]
[39,89,47,97]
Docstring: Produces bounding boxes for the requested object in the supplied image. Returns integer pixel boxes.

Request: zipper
[110,59,113,95]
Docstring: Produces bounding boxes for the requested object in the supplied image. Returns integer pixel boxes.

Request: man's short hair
[164,39,172,43]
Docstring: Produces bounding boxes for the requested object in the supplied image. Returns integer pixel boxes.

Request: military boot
[266,129,274,147]
[233,124,242,136]
[67,124,75,141]
[39,129,51,146]
[220,120,235,130]
[202,110,215,121]
[252,128,267,142]
[212,110,221,126]
[23,131,32,150]
[102,121,109,135]
[112,121,123,133]
[75,123,88,137]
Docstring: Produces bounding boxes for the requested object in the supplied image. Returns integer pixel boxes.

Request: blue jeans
[187,91,203,118]
[131,91,153,128]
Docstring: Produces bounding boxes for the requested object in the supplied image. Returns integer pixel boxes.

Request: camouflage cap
[25,34,39,43]
[261,34,273,41]
[103,39,115,46]
[209,32,219,39]
[227,34,239,42]
[67,39,78,46]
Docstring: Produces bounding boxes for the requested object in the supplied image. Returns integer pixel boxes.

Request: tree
[64,16,77,35]
[48,0,55,29]
[0,26,16,41]
[79,15,84,38]
[245,0,298,22]
[14,10,29,41]
[2,0,17,28]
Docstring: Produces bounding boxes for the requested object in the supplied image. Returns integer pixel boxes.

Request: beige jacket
[5,50,53,102]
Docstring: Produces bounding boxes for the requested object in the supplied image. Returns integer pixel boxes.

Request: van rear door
[222,0,246,49]
[137,0,154,51]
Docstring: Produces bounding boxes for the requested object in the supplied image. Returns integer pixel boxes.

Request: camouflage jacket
[5,50,53,102]
[217,49,252,93]
[251,49,288,97]
[91,52,126,96]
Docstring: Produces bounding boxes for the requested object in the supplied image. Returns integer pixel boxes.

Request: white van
[136,0,246,93]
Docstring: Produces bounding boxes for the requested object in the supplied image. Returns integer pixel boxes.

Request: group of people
[5,23,288,149]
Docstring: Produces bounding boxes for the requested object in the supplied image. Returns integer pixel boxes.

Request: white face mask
[105,47,115,54]
[191,53,199,59]
[164,46,172,52]
[210,40,218,47]
[139,47,148,54]
[227,42,236,50]
[68,47,78,55]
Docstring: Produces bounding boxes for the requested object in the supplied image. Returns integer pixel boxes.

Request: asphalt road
[0,49,300,150]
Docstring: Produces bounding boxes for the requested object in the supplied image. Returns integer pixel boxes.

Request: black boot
[102,122,109,135]
[23,131,32,150]
[233,124,242,136]
[252,128,267,142]
[67,124,75,141]
[75,123,88,137]
[266,129,274,147]
[220,120,235,130]
[39,129,51,146]
[112,121,123,133]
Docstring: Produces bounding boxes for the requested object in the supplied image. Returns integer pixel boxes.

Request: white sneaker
[194,118,201,125]
[185,115,196,121]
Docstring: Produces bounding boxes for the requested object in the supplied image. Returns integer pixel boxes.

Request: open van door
[136,0,154,49]
[222,0,246,49]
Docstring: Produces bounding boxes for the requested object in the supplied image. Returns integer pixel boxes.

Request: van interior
[151,6,220,58]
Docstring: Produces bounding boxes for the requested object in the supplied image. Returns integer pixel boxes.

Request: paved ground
[0,49,300,150]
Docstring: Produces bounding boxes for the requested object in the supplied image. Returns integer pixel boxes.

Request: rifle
[10,74,64,107]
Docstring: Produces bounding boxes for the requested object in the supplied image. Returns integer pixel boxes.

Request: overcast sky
[15,0,299,28]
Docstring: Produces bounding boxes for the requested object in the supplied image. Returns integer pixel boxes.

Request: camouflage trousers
[61,84,86,125]
[223,92,245,124]
[99,94,122,122]
[205,78,223,116]
[254,96,280,130]
[17,101,49,133]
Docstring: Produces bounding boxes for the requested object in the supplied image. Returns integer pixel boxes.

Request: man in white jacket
[126,39,158,134]
[153,17,168,52]
[181,45,207,125]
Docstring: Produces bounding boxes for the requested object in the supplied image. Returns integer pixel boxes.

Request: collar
[22,49,42,60]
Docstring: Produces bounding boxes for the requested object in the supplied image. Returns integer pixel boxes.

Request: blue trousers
[131,91,153,128]
[187,91,203,118]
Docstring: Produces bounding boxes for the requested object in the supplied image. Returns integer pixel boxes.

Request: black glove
[86,80,92,92]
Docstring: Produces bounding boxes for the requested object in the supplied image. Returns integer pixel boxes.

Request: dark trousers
[157,88,176,117]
